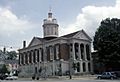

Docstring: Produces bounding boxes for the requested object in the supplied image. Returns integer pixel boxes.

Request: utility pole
[3,46,6,54]
[3,46,12,54]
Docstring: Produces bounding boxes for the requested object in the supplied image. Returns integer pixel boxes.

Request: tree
[7,51,18,60]
[0,49,18,60]
[0,64,9,74]
[93,18,120,71]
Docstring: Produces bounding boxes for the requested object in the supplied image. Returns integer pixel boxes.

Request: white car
[5,76,18,80]
[97,72,117,80]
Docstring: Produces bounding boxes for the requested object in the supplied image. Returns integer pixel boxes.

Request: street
[0,79,120,82]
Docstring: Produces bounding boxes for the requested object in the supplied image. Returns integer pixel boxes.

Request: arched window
[21,53,24,64]
[25,52,28,64]
[41,49,44,61]
[77,62,80,72]
[75,43,79,59]
[80,44,84,60]
[33,50,36,63]
[86,44,90,60]
[83,62,86,72]
[29,51,32,63]
[37,50,39,62]
[88,62,91,72]
[35,67,37,74]
[46,47,50,61]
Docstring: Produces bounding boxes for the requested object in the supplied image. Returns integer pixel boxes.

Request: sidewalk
[18,75,96,81]
[70,75,96,80]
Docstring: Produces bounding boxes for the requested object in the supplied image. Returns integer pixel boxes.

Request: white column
[39,48,41,62]
[72,43,75,60]
[27,52,29,64]
[80,61,83,73]
[85,62,88,72]
[31,51,33,64]
[23,53,25,65]
[49,47,51,60]
[84,44,87,60]
[50,46,54,60]
[35,50,38,63]
[43,47,47,62]
[78,44,81,60]
[56,45,59,59]
[22,53,23,65]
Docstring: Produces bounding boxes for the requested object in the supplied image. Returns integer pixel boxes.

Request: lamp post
[69,55,73,79]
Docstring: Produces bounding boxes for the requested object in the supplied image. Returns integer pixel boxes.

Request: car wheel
[36,77,39,80]
[98,77,101,79]
[111,77,113,80]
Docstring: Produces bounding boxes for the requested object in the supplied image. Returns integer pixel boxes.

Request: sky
[0,0,120,51]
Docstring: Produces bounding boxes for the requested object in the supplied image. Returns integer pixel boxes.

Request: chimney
[23,41,26,48]
[3,47,6,54]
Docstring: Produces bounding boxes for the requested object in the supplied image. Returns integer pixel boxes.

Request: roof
[27,37,44,47]
[61,30,92,41]
[61,31,80,38]
[19,30,91,50]
[35,37,44,41]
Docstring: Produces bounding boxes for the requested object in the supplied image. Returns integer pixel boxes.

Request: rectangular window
[56,45,59,59]
[50,47,54,60]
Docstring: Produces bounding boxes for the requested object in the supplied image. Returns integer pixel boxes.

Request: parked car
[5,75,18,80]
[113,71,120,78]
[0,74,7,80]
[97,72,117,80]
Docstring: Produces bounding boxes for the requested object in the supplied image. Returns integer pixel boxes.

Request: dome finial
[48,6,52,18]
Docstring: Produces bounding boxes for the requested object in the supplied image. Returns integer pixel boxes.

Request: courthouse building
[18,10,93,77]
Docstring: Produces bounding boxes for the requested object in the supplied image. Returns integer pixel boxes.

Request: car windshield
[102,72,106,75]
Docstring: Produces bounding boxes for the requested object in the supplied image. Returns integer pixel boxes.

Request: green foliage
[72,63,75,69]
[7,51,17,60]
[0,64,9,74]
[93,18,120,69]
[0,49,17,60]
[72,62,77,70]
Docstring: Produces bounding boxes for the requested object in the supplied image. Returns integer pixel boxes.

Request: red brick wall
[60,43,70,61]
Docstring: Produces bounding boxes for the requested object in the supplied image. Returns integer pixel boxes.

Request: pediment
[28,37,43,47]
[73,30,92,41]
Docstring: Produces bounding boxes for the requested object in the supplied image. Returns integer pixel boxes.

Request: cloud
[60,0,120,39]
[0,7,40,50]
[0,7,31,35]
